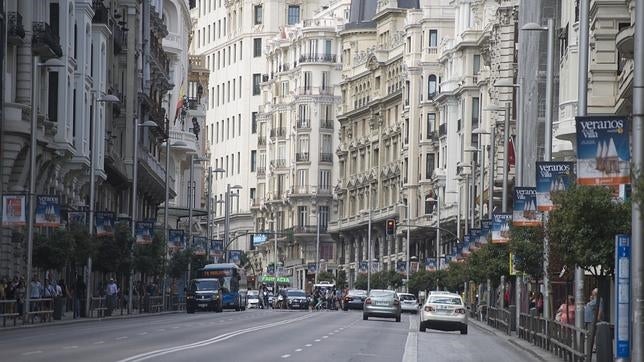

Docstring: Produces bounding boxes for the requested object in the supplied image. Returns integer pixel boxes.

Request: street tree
[336,270,348,289]
[133,231,165,278]
[317,271,335,283]
[509,225,544,279]
[33,229,74,271]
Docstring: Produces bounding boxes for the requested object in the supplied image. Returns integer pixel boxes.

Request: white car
[397,293,419,314]
[246,290,261,309]
[419,293,468,334]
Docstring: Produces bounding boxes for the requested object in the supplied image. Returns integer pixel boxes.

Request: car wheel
[460,326,468,335]
[396,315,401,322]
[363,313,368,320]
[419,322,426,332]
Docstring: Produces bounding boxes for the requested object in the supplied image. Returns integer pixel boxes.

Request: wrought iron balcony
[8,12,26,44]
[258,136,267,146]
[296,153,310,162]
[296,119,310,129]
[257,167,266,176]
[287,225,328,234]
[298,54,337,63]
[32,22,62,58]
[270,159,287,169]
[320,153,333,163]
[320,119,334,130]
[269,127,286,139]
[92,1,110,25]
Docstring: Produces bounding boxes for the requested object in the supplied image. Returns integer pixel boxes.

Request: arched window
[428,75,437,98]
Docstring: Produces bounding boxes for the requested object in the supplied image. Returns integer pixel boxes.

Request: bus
[197,263,247,311]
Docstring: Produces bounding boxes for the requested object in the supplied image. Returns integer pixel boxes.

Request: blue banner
[2,194,27,226]
[35,195,61,227]
[193,236,207,256]
[470,228,482,249]
[168,229,185,252]
[480,219,492,245]
[209,239,224,260]
[228,250,242,266]
[425,258,436,272]
[396,260,407,274]
[358,261,368,274]
[252,233,268,247]
[307,262,318,274]
[576,116,630,185]
[491,213,512,243]
[536,161,575,212]
[513,187,542,227]
[615,234,631,359]
[95,212,115,236]
[67,211,86,226]
[135,221,154,244]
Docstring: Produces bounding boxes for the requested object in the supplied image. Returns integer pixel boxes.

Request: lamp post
[186,154,207,280]
[427,195,441,276]
[397,202,411,291]
[128,119,158,314]
[483,105,510,213]
[86,93,120,316]
[472,128,491,224]
[360,204,372,292]
[224,184,242,259]
[207,167,225,253]
[457,163,472,235]
[24,56,66,317]
[522,18,556,321]
[464,146,480,228]
[315,203,321,284]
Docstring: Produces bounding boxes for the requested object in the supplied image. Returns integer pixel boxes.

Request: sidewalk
[0,308,183,331]
[468,318,562,362]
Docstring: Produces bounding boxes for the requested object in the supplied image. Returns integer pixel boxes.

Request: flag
[173,79,186,124]
[508,136,516,170]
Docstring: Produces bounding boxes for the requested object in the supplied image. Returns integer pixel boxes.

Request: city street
[0,309,543,362]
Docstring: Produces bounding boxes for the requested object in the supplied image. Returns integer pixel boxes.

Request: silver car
[419,293,468,334]
[397,293,419,314]
[363,289,401,322]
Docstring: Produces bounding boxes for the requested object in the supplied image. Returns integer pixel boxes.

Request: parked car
[419,293,468,334]
[343,289,368,311]
[363,289,401,322]
[185,278,222,313]
[397,293,419,313]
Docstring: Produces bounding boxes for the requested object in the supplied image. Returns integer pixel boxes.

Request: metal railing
[270,127,286,139]
[320,119,334,130]
[25,298,54,324]
[299,53,337,63]
[320,153,333,162]
[0,300,20,327]
[518,313,588,362]
[296,152,310,162]
[7,12,25,40]
[487,306,511,335]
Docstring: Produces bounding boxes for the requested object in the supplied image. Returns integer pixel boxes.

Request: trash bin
[53,297,65,320]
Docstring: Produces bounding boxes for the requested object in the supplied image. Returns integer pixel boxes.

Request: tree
[133,231,165,278]
[33,229,74,271]
[168,250,191,279]
[317,271,335,283]
[336,270,347,289]
[509,225,545,279]
[94,223,133,274]
[354,274,367,290]
[467,244,508,284]
[408,270,433,296]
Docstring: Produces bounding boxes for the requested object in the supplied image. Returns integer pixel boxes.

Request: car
[343,289,368,311]
[246,290,261,309]
[363,289,401,322]
[185,278,222,313]
[284,289,309,310]
[397,293,419,314]
[419,293,468,334]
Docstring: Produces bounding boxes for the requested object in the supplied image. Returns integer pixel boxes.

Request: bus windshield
[192,280,220,291]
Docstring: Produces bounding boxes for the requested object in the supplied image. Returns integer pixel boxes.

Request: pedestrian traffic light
[386,219,396,236]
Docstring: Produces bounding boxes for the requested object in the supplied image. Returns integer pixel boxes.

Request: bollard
[595,322,612,361]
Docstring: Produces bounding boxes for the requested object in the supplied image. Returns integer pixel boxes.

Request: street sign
[615,234,630,360]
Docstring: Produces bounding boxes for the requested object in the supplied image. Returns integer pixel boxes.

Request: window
[297,169,307,186]
[319,170,331,191]
[473,54,481,75]
[303,71,312,90]
[250,150,257,172]
[287,5,300,25]
[239,76,242,98]
[252,112,258,133]
[325,39,332,56]
[237,152,240,174]
[425,153,435,179]
[232,115,235,136]
[253,38,262,57]
[426,113,435,138]
[428,30,437,48]
[298,206,308,227]
[252,74,261,95]
[254,5,263,25]
[239,40,242,60]
[428,75,437,98]
[238,114,241,136]
[318,206,329,230]
[472,97,480,130]
[321,71,330,91]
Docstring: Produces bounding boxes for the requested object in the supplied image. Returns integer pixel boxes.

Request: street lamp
[25,57,65,317]
[186,154,208,281]
[445,190,460,243]
[360,206,372,292]
[128,119,158,314]
[224,184,242,258]
[484,105,510,213]
[456,163,472,234]
[464,146,479,229]
[396,202,410,291]
[207,167,226,242]
[426,196,441,277]
[472,128,491,224]
[522,18,556,322]
[86,93,120,316]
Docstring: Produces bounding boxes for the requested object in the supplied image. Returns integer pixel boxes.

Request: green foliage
[632,169,644,214]
[548,185,631,277]
[509,225,545,278]
[443,262,469,292]
[354,273,367,290]
[94,223,133,274]
[336,270,347,289]
[466,243,509,283]
[408,269,451,295]
[133,231,166,277]
[317,271,335,283]
[353,270,404,290]
[33,229,74,270]
[168,249,191,279]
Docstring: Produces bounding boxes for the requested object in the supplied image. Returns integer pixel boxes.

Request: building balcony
[286,225,328,235]
[296,153,310,162]
[438,123,447,137]
[296,119,310,130]
[298,53,337,64]
[270,159,287,169]
[7,12,26,44]
[169,128,198,152]
[92,0,110,25]
[320,153,333,163]
[277,63,290,73]
[137,147,172,201]
[616,25,633,59]
[258,136,267,147]
[150,5,169,38]
[257,167,266,177]
[320,119,334,130]
[162,32,183,54]
[295,87,333,97]
[269,127,286,139]
[289,185,332,197]
[32,22,62,58]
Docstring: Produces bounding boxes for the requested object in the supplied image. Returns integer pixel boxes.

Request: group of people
[311,287,343,311]
[555,288,603,327]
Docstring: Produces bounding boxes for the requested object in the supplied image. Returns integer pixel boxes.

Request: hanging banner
[95,212,115,236]
[396,260,407,274]
[209,239,224,260]
[192,236,207,255]
[358,261,368,274]
[228,250,242,266]
[470,228,482,250]
[308,262,318,274]
[480,219,492,245]
[2,194,27,226]
[491,213,512,243]
[425,258,436,272]
[513,187,542,227]
[576,116,630,185]
[168,229,185,252]
[410,261,419,273]
[35,195,61,227]
[135,221,154,244]
[67,211,86,226]
[536,162,575,212]
[461,234,471,255]
[371,261,380,273]
[267,265,275,276]
[615,234,631,359]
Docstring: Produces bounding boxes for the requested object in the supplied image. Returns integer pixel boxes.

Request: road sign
[615,234,631,360]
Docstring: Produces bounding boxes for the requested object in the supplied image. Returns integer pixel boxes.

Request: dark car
[285,289,309,310]
[186,278,222,313]
[343,289,368,311]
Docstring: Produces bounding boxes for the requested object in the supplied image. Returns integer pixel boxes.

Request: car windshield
[248,291,259,296]
[398,294,416,301]
[349,290,367,296]
[193,280,219,291]
[369,290,395,298]
[287,290,306,297]
[430,296,462,305]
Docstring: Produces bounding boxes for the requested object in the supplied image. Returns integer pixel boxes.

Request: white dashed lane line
[116,336,129,340]
[137,332,148,336]
[281,354,291,358]
[93,341,105,345]
[295,348,303,352]
[305,344,312,347]
[322,335,329,339]
[314,339,321,342]
[63,346,79,350]
[22,351,43,356]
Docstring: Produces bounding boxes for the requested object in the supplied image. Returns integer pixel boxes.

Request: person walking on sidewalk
[584,288,603,329]
[73,275,85,319]
[556,296,575,325]
[105,278,118,316]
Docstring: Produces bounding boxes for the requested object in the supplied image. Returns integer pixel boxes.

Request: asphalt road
[0,309,543,362]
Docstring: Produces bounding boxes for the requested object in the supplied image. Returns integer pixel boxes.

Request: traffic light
[386,219,396,236]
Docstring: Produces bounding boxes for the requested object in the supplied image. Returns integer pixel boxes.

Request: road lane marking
[281,354,291,358]
[334,330,339,333]
[116,313,317,362]
[402,315,418,362]
[295,348,303,352]
[63,346,79,350]
[314,339,321,342]
[158,329,166,331]
[22,351,43,355]
[138,332,148,336]
[93,341,105,345]
[329,332,334,335]
[305,344,312,347]
[322,335,329,339]
[116,336,129,340]
[172,326,179,329]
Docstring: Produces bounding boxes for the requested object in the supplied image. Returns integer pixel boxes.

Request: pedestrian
[106,278,118,316]
[536,292,544,316]
[584,288,603,329]
[58,279,70,316]
[73,275,85,319]
[556,296,575,325]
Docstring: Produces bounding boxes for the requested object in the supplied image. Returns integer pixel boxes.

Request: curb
[0,310,183,332]
[468,318,557,362]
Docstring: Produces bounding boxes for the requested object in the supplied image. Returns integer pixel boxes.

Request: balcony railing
[257,167,266,176]
[298,53,337,63]
[287,225,328,234]
[320,153,333,163]
[187,97,200,110]
[32,22,62,58]
[138,147,166,183]
[320,119,334,130]
[7,12,25,43]
[296,153,310,162]
[270,159,287,169]
[296,119,310,129]
[92,1,110,25]
[258,136,267,146]
[269,127,286,139]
